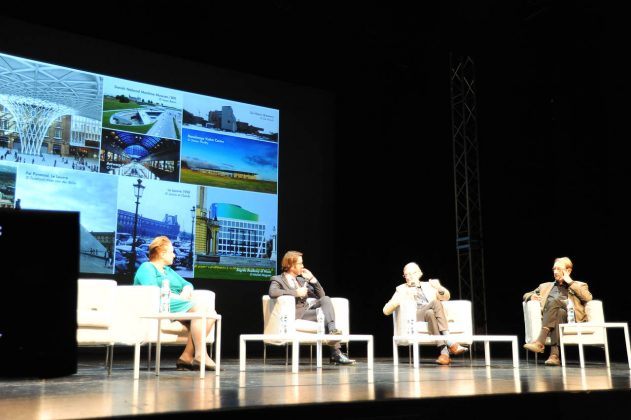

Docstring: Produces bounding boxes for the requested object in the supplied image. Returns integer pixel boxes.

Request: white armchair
[262,295,350,363]
[76,279,118,374]
[523,299,606,363]
[77,282,217,373]
[392,300,473,364]
[109,285,161,373]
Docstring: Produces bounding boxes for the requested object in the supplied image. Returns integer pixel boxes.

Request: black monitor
[0,208,79,378]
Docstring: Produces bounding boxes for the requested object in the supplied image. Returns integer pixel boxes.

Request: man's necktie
[415,288,429,306]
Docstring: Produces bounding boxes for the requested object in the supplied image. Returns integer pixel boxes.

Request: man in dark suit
[269,250,355,365]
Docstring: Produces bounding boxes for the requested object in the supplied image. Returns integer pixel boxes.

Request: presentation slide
[0,51,279,281]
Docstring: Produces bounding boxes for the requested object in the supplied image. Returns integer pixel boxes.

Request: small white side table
[135,312,222,379]
[239,333,373,373]
[559,322,631,368]
[393,334,519,368]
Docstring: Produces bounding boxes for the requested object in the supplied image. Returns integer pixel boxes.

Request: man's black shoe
[330,352,356,365]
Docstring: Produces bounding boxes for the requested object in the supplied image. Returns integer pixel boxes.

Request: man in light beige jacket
[383,262,467,365]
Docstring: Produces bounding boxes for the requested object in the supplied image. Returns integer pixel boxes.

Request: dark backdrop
[1,1,615,360]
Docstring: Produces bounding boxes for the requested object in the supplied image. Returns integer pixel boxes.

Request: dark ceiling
[1,1,604,92]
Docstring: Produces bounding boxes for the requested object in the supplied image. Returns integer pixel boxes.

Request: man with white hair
[383,262,468,365]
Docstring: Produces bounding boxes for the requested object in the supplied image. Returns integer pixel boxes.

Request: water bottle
[279,306,288,335]
[407,317,415,336]
[316,308,325,334]
[160,279,171,313]
[566,297,575,323]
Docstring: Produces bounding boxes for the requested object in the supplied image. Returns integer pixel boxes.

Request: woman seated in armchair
[134,235,216,371]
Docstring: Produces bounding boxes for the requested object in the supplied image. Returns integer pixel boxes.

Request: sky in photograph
[16,165,118,231]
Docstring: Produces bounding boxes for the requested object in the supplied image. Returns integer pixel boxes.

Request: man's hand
[428,278,441,288]
[530,294,541,301]
[563,269,574,285]
[296,286,308,298]
[301,268,317,283]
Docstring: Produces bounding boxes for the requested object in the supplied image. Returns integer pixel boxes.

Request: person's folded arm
[269,279,296,298]
[383,291,402,316]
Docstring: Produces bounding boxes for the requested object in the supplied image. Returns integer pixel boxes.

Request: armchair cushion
[157,289,216,344]
[295,320,318,333]
[413,321,467,334]
[112,285,160,345]
[393,300,473,346]
[523,299,605,345]
[262,295,350,345]
[77,279,117,343]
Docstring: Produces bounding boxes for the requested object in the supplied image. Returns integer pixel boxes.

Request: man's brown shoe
[523,341,545,353]
[544,354,560,366]
[449,343,468,356]
[436,354,451,365]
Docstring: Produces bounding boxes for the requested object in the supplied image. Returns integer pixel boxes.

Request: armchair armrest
[585,300,604,323]
[160,289,217,343]
[264,295,296,337]
[523,299,543,344]
[443,300,473,337]
[192,289,216,313]
[331,297,349,335]
[393,300,417,339]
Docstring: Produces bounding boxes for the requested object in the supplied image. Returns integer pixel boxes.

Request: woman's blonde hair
[148,236,171,261]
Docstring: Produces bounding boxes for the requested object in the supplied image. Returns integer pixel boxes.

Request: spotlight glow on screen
[0,51,279,280]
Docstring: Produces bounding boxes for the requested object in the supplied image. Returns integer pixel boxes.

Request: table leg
[199,316,206,379]
[576,328,585,369]
[412,341,419,368]
[239,337,246,372]
[368,337,374,370]
[215,317,221,376]
[603,326,610,368]
[560,325,566,366]
[316,339,322,369]
[511,337,519,368]
[292,338,299,373]
[155,321,162,376]
[624,324,631,369]
[484,340,490,366]
[392,337,399,366]
[133,342,141,380]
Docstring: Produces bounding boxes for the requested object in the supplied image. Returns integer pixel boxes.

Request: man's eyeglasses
[402,270,421,279]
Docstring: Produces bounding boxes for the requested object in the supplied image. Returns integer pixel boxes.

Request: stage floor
[1,353,630,419]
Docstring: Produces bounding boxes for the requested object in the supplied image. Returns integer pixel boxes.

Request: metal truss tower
[450,53,487,335]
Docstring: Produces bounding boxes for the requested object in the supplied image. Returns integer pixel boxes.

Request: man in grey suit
[269,250,355,365]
